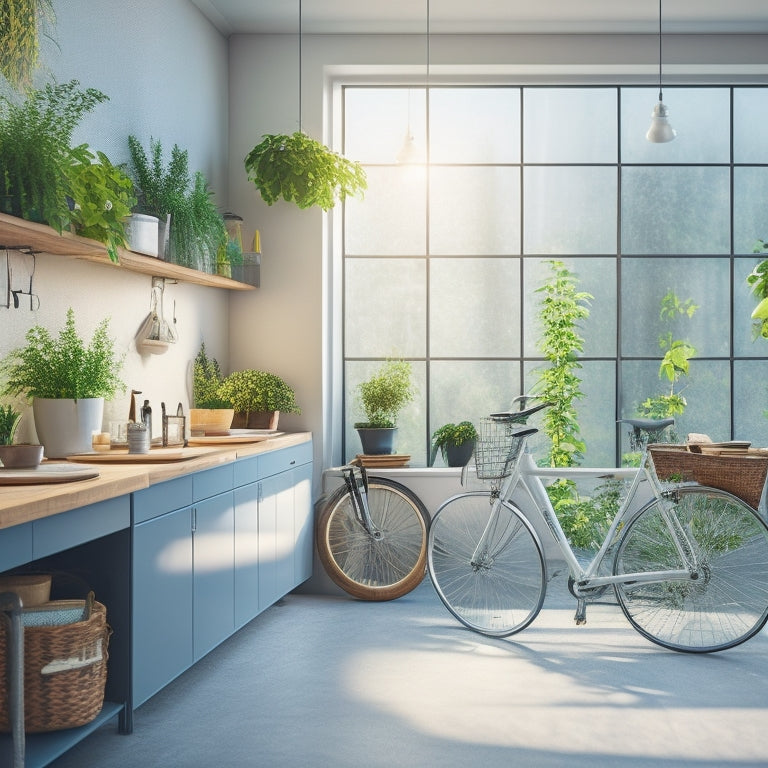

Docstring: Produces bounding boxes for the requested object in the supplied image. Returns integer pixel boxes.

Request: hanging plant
[747,240,768,341]
[0,0,56,92]
[244,131,366,211]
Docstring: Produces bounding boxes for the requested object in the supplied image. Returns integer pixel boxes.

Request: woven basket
[648,444,768,510]
[0,599,110,733]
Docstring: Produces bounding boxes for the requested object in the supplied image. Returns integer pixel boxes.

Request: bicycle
[316,464,430,601]
[427,401,768,653]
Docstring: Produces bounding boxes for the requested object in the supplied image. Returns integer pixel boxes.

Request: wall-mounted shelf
[0,213,255,291]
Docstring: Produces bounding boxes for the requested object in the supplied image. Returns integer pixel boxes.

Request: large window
[341,85,768,466]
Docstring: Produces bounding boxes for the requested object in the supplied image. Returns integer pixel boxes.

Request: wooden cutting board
[66,448,192,462]
[0,464,99,485]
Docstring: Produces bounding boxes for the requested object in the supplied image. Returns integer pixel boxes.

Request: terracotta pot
[231,411,280,430]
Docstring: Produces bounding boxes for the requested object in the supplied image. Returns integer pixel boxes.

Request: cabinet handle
[257,483,262,504]
[191,507,197,533]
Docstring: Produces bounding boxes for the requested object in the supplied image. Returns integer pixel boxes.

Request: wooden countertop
[0,432,312,531]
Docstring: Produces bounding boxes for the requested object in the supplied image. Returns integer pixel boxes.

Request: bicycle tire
[428,491,546,637]
[614,486,768,653]
[315,476,430,601]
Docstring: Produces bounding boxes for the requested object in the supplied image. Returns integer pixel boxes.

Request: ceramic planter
[444,440,476,468]
[231,411,280,430]
[32,397,104,458]
[356,427,396,455]
[0,443,44,468]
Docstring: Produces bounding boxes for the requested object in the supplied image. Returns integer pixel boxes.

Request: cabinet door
[193,491,235,659]
[133,508,194,707]
[258,472,295,611]
[234,482,259,628]
[293,463,314,585]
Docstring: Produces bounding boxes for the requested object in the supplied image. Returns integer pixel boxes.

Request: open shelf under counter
[0,212,255,291]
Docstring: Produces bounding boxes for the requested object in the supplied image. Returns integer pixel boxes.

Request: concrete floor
[50,569,768,768]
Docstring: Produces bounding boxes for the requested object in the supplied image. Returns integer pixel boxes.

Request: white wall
[1,0,231,443]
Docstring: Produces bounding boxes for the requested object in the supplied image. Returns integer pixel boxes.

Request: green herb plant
[0,404,22,445]
[1,307,125,400]
[430,421,478,466]
[245,131,367,211]
[534,260,592,468]
[354,359,414,429]
[217,370,300,420]
[192,343,230,409]
[0,0,56,92]
[0,80,107,224]
[62,147,136,263]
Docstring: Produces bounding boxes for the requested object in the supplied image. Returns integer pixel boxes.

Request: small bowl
[0,443,44,469]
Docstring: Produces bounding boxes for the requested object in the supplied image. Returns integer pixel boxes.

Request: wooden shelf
[0,213,255,291]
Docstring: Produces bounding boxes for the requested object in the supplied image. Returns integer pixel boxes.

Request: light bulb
[646,101,676,143]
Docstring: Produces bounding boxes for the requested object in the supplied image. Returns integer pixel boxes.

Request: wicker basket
[0,598,110,733]
[648,444,768,510]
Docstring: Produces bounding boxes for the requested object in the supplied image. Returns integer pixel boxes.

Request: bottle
[141,400,152,447]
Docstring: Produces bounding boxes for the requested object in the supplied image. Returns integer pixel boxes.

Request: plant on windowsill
[189,342,234,434]
[217,369,300,431]
[429,421,478,468]
[244,131,367,211]
[353,359,414,455]
[0,307,125,457]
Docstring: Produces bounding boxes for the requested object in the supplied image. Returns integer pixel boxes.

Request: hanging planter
[244,131,366,212]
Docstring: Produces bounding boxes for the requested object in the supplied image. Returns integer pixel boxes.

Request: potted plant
[0,80,108,224]
[0,0,55,92]
[354,359,414,455]
[430,421,478,467]
[0,401,43,468]
[244,131,367,211]
[189,342,234,434]
[1,307,125,457]
[747,241,768,340]
[217,369,300,430]
[128,136,227,270]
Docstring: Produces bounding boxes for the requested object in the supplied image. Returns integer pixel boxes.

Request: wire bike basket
[648,443,768,510]
[474,418,530,482]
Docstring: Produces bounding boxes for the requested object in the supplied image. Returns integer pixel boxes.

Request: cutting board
[0,463,99,485]
[187,429,283,445]
[66,448,192,463]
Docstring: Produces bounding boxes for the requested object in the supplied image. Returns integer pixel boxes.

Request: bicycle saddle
[490,401,553,423]
[618,417,674,432]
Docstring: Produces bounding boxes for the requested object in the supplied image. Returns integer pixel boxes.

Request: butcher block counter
[0,431,312,530]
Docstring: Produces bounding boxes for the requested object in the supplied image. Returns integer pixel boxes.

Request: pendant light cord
[298,0,303,132]
[657,0,663,102]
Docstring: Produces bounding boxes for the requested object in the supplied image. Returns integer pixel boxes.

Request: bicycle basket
[474,418,528,481]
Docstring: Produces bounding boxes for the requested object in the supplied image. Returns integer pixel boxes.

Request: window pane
[345,258,426,358]
[429,166,520,255]
[523,257,616,358]
[346,166,426,255]
[621,87,731,164]
[524,167,617,254]
[430,258,520,357]
[524,88,617,163]
[429,87,520,164]
[734,89,768,163]
[621,167,730,254]
[345,87,426,164]
[620,258,730,358]
[734,167,768,255]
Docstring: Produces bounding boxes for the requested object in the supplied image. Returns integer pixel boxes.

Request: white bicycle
[427,401,768,653]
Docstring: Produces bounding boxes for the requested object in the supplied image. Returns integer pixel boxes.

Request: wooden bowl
[189,408,235,435]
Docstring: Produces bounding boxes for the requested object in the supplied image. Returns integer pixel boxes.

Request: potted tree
[190,342,234,435]
[1,308,125,457]
[0,401,43,468]
[354,359,414,455]
[244,131,367,211]
[430,421,478,467]
[217,369,300,430]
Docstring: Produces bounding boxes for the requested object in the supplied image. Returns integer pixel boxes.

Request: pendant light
[646,0,676,143]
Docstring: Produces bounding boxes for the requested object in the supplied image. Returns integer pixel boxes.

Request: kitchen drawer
[133,476,193,524]
[193,464,234,501]
[258,441,313,480]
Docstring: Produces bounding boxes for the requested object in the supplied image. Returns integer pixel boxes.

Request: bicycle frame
[340,465,382,539]
[480,447,701,598]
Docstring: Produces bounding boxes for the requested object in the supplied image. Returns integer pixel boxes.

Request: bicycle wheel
[614,486,768,653]
[315,476,430,601]
[428,491,546,637]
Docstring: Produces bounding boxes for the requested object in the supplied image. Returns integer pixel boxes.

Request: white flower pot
[32,398,105,458]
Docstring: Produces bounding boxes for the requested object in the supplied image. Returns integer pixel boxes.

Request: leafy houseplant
[747,242,768,340]
[354,359,414,455]
[0,401,43,467]
[0,80,107,225]
[0,403,21,445]
[0,0,56,92]
[217,369,300,430]
[62,146,136,263]
[430,421,478,467]
[244,131,367,211]
[128,136,227,271]
[1,307,125,456]
[190,343,233,434]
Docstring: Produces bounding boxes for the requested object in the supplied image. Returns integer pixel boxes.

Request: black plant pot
[356,427,396,455]
[444,440,476,468]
